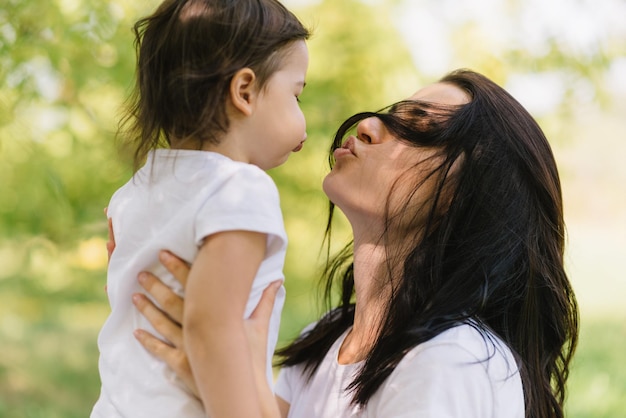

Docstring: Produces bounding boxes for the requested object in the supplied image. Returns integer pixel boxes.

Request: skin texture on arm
[132,250,285,418]
[277,396,290,417]
[184,230,265,418]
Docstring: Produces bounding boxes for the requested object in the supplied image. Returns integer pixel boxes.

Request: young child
[90,1,309,417]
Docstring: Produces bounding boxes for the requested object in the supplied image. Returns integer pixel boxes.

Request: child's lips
[292,141,305,152]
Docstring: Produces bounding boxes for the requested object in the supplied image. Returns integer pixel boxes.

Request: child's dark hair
[121,0,310,170]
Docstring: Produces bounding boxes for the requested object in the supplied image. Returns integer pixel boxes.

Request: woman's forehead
[408,82,470,105]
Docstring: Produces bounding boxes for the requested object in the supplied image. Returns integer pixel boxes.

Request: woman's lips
[333,136,356,159]
[333,147,353,159]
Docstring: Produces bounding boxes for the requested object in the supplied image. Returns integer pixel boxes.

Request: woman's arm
[132,250,286,418]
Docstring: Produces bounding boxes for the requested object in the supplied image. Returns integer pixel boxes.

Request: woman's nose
[356,116,384,144]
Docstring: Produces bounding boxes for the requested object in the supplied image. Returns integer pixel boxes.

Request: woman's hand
[245,280,283,385]
[244,280,284,418]
[132,251,198,397]
[104,207,115,263]
[132,250,283,408]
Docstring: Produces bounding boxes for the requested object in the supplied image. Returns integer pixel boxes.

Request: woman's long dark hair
[276,69,578,418]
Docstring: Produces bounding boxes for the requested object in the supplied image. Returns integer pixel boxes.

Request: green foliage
[566,319,626,418]
[1,0,624,416]
[1,0,137,244]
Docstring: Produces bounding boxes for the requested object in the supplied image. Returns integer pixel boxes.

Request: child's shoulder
[215,156,277,189]
[183,152,281,203]
[149,149,276,186]
[224,161,280,201]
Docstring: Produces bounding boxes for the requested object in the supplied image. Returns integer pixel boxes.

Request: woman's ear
[229,68,257,116]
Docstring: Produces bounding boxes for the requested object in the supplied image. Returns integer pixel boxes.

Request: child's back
[93,150,287,417]
[91,0,309,416]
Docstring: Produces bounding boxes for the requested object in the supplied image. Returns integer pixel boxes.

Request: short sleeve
[193,165,286,255]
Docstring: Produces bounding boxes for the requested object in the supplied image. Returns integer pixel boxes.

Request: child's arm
[184,230,267,418]
[132,250,285,417]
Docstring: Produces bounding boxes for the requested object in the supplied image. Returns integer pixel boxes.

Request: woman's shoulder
[365,323,524,417]
[403,323,519,377]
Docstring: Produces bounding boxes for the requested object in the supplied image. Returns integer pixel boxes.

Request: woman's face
[322,82,469,230]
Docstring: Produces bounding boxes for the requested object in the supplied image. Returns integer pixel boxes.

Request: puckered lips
[292,139,306,152]
[333,136,357,159]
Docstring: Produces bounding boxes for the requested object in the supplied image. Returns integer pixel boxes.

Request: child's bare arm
[133,250,285,418]
[184,230,265,418]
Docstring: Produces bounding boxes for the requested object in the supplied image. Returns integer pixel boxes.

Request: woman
[130,69,578,417]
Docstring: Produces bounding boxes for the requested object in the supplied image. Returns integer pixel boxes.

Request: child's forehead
[267,40,309,78]
[281,39,309,59]
[281,40,309,67]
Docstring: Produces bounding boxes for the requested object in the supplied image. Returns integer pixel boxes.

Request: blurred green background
[1,0,625,416]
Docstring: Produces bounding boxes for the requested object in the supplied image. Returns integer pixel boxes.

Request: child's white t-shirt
[276,323,525,418]
[91,149,287,418]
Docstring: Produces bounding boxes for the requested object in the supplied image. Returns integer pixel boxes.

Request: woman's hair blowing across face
[277,69,578,418]
[119,0,309,170]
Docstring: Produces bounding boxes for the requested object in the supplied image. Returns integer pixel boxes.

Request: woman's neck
[337,214,421,364]
[337,239,391,365]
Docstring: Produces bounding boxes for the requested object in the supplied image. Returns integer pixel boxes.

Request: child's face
[247,41,309,170]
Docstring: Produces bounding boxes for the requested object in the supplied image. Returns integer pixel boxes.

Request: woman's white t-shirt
[276,324,525,418]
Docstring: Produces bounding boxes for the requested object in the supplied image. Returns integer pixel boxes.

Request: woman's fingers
[105,207,116,262]
[133,328,199,398]
[133,328,178,358]
[132,292,183,349]
[245,280,283,374]
[138,271,185,324]
[250,280,283,324]
[158,250,191,288]
[135,251,188,322]
[133,257,198,398]
[104,207,114,295]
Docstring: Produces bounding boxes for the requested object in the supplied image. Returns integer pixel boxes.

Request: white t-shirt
[91,149,287,418]
[276,323,525,418]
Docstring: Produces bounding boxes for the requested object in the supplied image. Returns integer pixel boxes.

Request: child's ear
[229,68,257,116]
